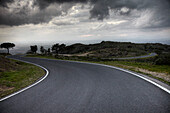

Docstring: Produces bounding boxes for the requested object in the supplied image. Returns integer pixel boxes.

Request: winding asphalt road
[109,53,157,60]
[0,55,170,113]
[116,53,157,60]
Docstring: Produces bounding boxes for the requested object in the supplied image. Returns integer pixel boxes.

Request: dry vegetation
[0,55,45,98]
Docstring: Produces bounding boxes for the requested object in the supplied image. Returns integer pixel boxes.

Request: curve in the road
[106,52,157,60]
[21,56,170,94]
[0,55,169,113]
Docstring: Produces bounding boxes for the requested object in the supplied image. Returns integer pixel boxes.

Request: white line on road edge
[0,58,49,102]
[101,65,170,94]
[72,61,170,94]
[28,57,170,94]
[2,56,168,102]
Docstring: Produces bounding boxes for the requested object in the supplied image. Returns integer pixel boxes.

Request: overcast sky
[0,0,170,45]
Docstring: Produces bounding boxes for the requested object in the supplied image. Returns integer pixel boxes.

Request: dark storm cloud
[0,0,170,28]
[0,0,14,7]
[89,0,170,21]
[34,0,169,20]
[0,0,73,26]
[34,0,87,9]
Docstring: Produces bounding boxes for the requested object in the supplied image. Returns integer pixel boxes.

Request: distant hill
[59,41,170,58]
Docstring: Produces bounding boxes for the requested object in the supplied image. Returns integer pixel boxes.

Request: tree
[52,43,59,54]
[0,42,15,54]
[59,44,66,51]
[47,48,51,55]
[52,43,66,54]
[40,46,45,54]
[30,45,38,54]
[58,44,66,53]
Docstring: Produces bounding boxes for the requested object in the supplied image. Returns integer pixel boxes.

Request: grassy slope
[27,54,170,85]
[0,56,45,98]
[94,61,170,85]
[100,61,170,74]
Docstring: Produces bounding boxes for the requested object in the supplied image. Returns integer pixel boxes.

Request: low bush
[154,53,170,65]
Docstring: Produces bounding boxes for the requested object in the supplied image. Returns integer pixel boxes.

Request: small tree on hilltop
[30,45,38,54]
[0,42,15,54]
[59,44,66,53]
[52,43,66,54]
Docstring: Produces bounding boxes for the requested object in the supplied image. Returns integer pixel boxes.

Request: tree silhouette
[0,42,15,54]
[52,43,59,54]
[30,45,38,54]
[48,48,50,54]
[59,44,66,53]
[52,43,66,54]
[40,46,45,54]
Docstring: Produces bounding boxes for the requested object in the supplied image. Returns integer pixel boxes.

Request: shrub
[154,53,170,65]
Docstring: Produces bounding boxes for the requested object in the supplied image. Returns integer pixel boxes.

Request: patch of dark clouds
[0,0,170,28]
[0,0,14,7]
[0,0,73,26]
[34,0,87,9]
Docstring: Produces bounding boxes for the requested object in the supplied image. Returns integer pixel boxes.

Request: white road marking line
[1,56,169,102]
[30,57,170,94]
[0,58,49,102]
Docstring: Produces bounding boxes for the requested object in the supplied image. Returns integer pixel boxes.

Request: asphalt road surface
[0,55,169,113]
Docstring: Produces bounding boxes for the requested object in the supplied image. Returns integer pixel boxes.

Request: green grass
[0,59,45,98]
[25,54,170,85]
[97,61,170,74]
[93,61,170,85]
